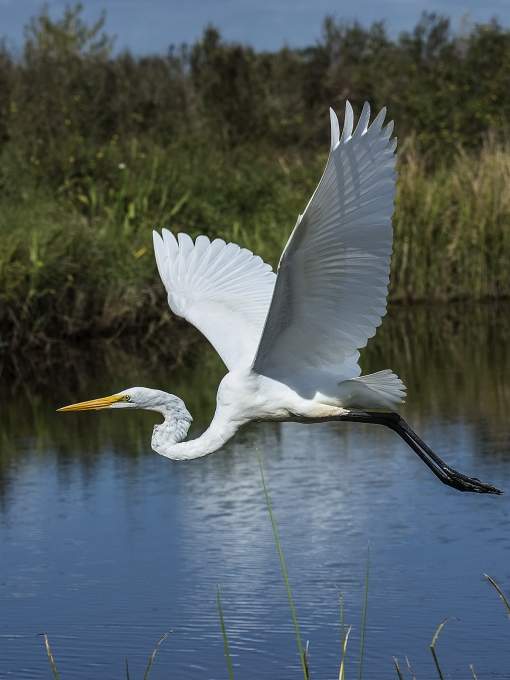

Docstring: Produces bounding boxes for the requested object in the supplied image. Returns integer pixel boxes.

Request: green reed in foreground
[217,587,235,680]
[214,532,510,679]
[257,453,310,679]
[43,631,170,680]
[40,555,510,678]
[42,633,60,680]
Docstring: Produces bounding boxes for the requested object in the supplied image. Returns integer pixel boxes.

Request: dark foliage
[2,5,510,370]
[1,5,510,190]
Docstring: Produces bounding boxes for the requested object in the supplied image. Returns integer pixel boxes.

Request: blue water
[1,308,510,679]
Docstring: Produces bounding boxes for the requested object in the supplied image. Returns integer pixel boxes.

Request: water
[1,305,510,679]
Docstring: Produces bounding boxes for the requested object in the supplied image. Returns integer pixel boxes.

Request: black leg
[329,411,502,495]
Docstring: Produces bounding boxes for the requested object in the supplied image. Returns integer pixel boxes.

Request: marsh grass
[217,587,235,680]
[357,547,370,680]
[338,594,352,680]
[42,633,60,680]
[142,633,170,680]
[3,138,510,373]
[429,618,449,680]
[393,657,405,680]
[42,631,170,680]
[485,573,510,616]
[239,458,508,679]
[393,136,510,302]
[4,5,510,372]
[257,452,310,680]
[40,563,510,679]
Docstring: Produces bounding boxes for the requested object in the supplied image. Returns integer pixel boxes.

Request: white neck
[151,409,238,461]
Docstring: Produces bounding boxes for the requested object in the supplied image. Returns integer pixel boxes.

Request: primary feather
[253,101,397,382]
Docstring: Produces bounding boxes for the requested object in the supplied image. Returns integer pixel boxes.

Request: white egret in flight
[59,102,501,495]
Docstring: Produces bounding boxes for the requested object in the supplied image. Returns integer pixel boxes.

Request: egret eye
[123,395,131,402]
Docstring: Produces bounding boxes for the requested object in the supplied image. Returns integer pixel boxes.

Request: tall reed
[393,136,510,302]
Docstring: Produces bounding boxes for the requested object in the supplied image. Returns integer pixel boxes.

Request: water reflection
[1,304,510,679]
[2,305,509,483]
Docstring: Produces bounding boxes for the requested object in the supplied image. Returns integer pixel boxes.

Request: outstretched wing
[253,101,397,381]
[153,230,276,370]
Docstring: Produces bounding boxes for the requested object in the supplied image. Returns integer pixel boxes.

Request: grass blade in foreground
[484,573,510,616]
[338,624,352,680]
[257,452,310,680]
[143,632,170,680]
[338,593,352,680]
[393,657,404,680]
[42,633,61,680]
[405,656,417,680]
[304,640,311,679]
[429,618,449,680]
[358,546,370,680]
[217,586,235,680]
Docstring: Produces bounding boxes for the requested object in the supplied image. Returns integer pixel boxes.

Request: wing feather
[153,230,276,370]
[253,101,397,382]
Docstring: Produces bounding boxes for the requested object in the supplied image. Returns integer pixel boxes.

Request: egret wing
[153,230,276,370]
[253,102,397,381]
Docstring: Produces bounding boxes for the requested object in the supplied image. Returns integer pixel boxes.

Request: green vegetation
[258,453,310,679]
[41,580,510,679]
[42,633,60,680]
[44,630,170,680]
[2,5,510,371]
[217,587,236,680]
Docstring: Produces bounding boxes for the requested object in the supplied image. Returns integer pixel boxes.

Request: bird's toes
[458,476,502,495]
[442,467,502,494]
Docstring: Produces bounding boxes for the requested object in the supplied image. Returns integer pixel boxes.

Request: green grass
[217,587,235,680]
[42,633,60,680]
[4,4,510,373]
[393,136,510,302]
[40,554,510,679]
[142,633,170,680]
[3,138,510,373]
[257,452,310,679]
[339,593,353,680]
[429,618,449,680]
[485,572,510,616]
[358,547,370,680]
[43,631,170,680]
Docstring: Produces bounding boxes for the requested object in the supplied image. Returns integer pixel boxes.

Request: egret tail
[340,370,406,409]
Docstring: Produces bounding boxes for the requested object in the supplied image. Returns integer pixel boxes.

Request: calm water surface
[1,306,510,679]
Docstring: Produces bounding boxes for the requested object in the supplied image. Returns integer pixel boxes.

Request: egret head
[57,387,190,417]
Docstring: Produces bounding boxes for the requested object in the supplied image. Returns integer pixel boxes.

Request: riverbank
[3,7,510,369]
[2,138,510,370]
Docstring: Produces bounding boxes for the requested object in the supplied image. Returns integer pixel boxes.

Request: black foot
[329,410,503,495]
[439,464,502,495]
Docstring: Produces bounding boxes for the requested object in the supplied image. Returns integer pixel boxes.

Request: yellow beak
[57,393,125,412]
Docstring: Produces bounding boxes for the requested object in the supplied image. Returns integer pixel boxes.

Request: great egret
[59,102,501,495]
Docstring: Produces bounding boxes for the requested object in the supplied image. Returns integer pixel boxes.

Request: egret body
[59,102,501,495]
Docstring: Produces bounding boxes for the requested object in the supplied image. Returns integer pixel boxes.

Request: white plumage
[143,100,404,459]
[59,100,503,494]
[63,100,407,452]
[155,103,399,375]
[254,102,396,382]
